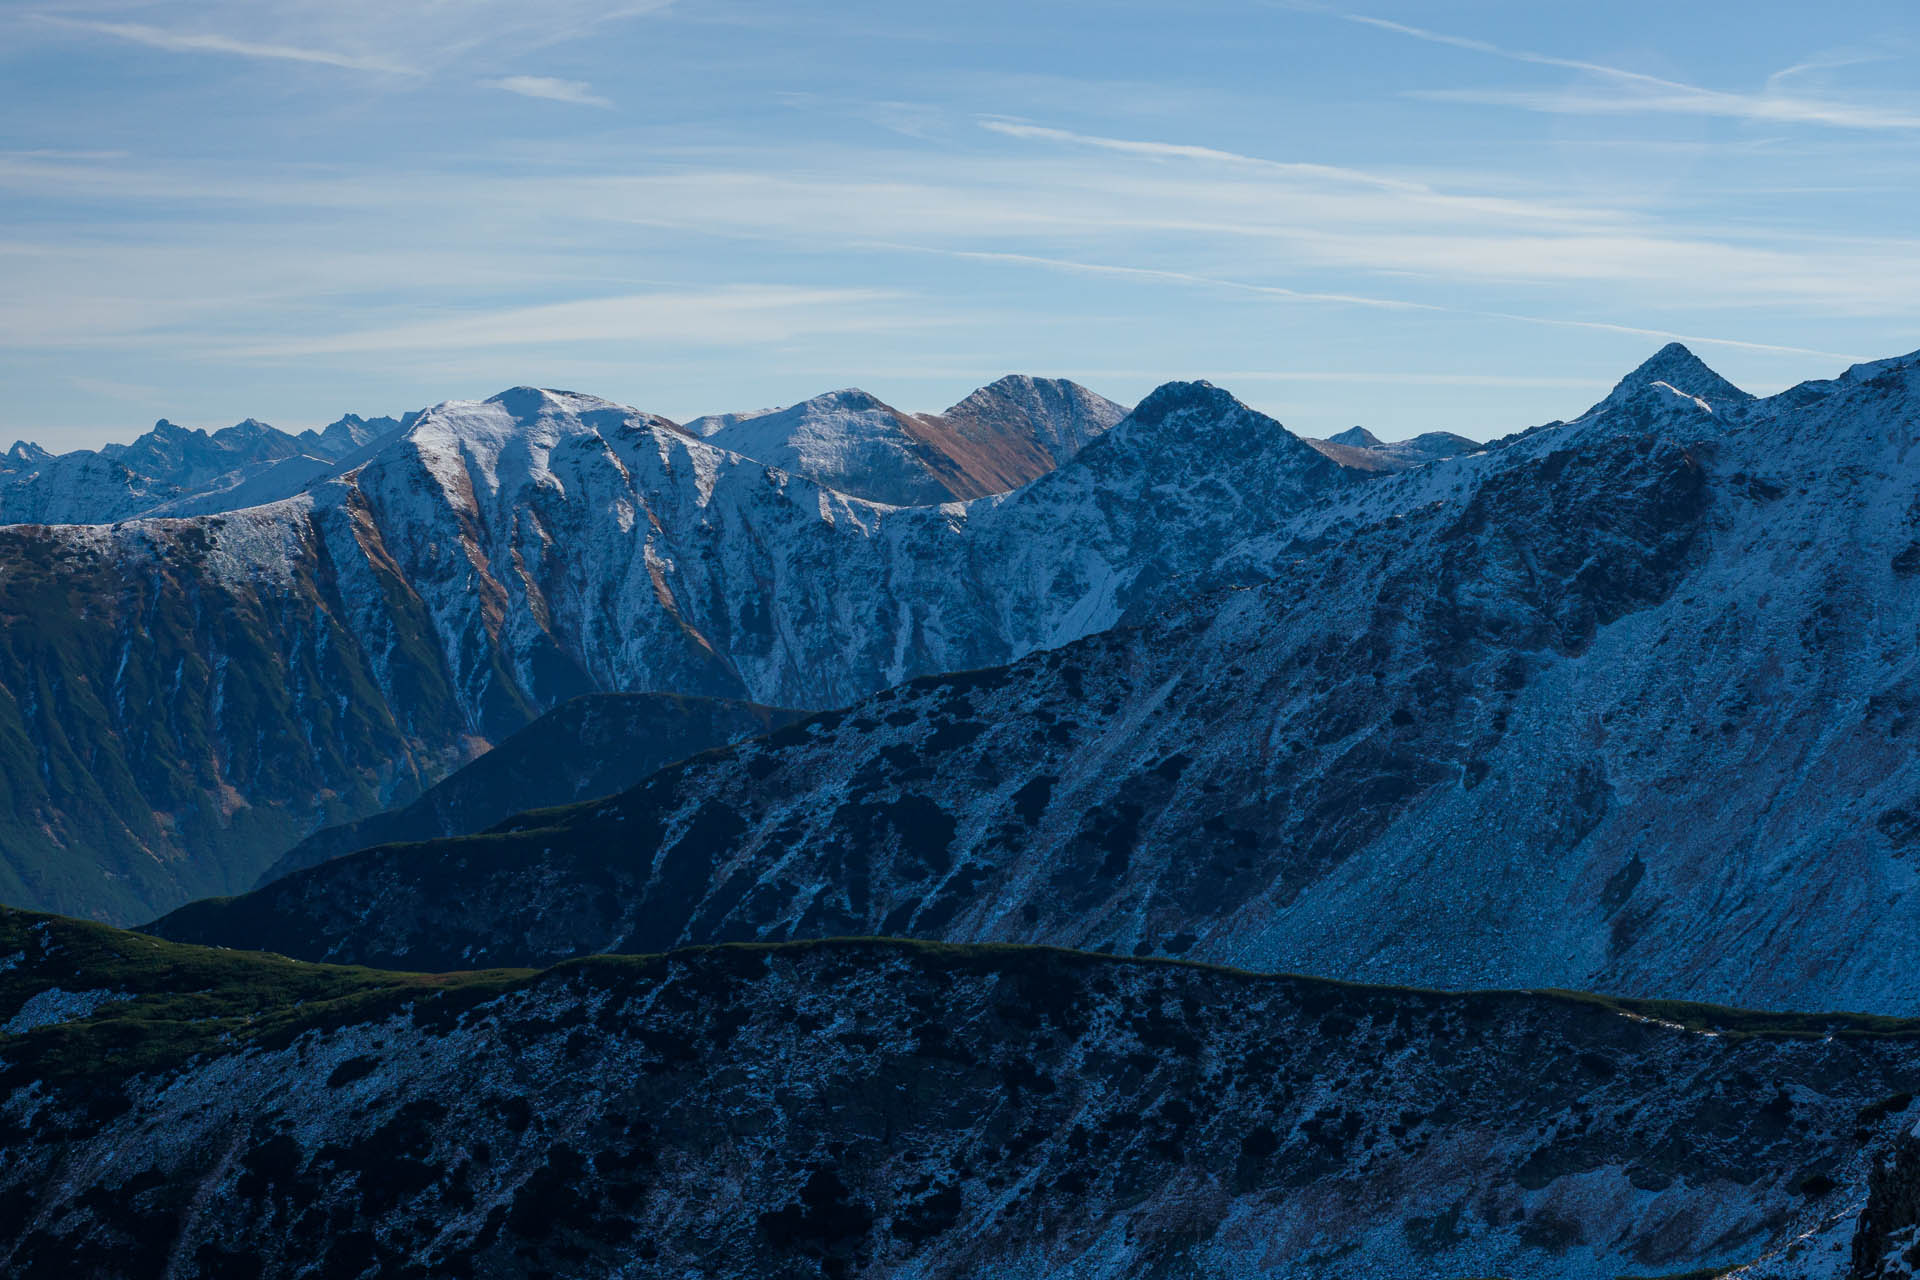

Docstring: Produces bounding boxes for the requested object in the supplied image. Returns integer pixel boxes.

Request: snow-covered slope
[158,344,1920,1016]
[685,376,1126,504]
[689,387,960,505]
[0,382,1358,921]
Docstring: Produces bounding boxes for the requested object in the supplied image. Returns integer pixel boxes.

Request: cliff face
[6,909,1918,1280]
[1852,1130,1920,1279]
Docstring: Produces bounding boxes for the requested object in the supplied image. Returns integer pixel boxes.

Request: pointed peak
[1327,426,1381,448]
[4,440,50,466]
[1601,343,1753,412]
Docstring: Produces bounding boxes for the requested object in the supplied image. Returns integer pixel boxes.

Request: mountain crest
[482,386,613,418]
[1328,426,1382,448]
[1125,379,1243,427]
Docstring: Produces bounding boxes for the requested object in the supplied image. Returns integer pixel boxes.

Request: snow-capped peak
[482,386,629,419]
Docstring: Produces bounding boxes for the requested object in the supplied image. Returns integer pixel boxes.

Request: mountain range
[144,344,1920,1018]
[12,342,1920,1277]
[0,374,1362,922]
[0,413,409,525]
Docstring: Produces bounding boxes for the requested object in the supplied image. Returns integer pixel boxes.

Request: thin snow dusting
[3,987,127,1035]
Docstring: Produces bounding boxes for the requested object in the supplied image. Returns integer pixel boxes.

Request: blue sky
[5,0,1920,449]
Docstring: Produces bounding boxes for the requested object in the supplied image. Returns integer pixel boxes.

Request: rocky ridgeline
[4,909,1918,1279]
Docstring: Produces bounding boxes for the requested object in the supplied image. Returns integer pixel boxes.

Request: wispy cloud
[1,147,129,162]
[28,1,675,79]
[1336,10,1920,130]
[223,287,926,358]
[978,119,1611,226]
[484,76,612,108]
[11,134,1920,321]
[980,120,1428,192]
[928,247,1865,361]
[33,16,419,75]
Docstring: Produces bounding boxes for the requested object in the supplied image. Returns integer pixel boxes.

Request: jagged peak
[4,440,50,466]
[1327,426,1382,448]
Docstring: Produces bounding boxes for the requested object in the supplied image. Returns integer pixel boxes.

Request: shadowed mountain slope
[6,908,1919,1279]
[256,692,800,886]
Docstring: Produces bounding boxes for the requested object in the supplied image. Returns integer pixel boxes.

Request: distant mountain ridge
[1305,424,1482,472]
[150,343,1920,1017]
[0,411,412,525]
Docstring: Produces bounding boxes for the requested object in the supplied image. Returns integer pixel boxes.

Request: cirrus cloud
[484,76,612,108]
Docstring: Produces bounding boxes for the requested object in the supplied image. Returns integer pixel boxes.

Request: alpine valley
[11,347,1920,1278]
